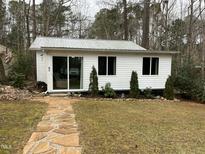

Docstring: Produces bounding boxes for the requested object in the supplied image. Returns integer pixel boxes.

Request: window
[108,57,116,75]
[98,57,107,75]
[98,56,116,75]
[143,57,159,75]
[143,58,150,75]
[151,58,159,75]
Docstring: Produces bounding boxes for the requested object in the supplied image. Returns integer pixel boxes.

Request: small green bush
[89,66,99,96]
[164,76,174,100]
[130,71,139,98]
[103,83,116,98]
[143,87,153,99]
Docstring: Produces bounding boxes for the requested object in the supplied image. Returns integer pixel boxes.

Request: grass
[0,101,47,154]
[73,100,205,154]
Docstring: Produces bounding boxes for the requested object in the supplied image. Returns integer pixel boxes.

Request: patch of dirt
[0,85,32,101]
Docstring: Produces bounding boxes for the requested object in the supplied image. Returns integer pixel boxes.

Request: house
[29,37,177,93]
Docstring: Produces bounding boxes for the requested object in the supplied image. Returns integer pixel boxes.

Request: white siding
[36,51,47,83]
[40,51,172,92]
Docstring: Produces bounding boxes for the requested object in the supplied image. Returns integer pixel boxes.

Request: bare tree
[123,0,128,40]
[142,0,150,49]
[43,0,49,36]
[32,0,37,40]
[187,0,195,58]
[25,0,31,49]
[199,0,205,79]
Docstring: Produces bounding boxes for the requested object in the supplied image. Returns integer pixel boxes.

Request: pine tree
[89,66,99,96]
[130,71,139,98]
[164,76,174,100]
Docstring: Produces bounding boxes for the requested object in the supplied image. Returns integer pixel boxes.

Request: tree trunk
[199,0,205,80]
[32,0,36,40]
[142,0,150,49]
[123,0,128,40]
[26,2,31,49]
[43,0,49,36]
[0,57,6,82]
[187,0,194,58]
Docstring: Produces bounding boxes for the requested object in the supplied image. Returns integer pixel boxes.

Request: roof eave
[39,47,147,53]
[29,47,179,54]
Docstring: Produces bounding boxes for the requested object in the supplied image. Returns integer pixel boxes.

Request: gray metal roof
[29,37,146,52]
[29,37,178,54]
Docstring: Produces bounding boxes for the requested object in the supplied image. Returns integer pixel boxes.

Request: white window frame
[142,57,159,76]
[98,56,117,76]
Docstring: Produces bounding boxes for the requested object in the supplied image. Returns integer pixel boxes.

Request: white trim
[67,57,70,90]
[50,89,87,93]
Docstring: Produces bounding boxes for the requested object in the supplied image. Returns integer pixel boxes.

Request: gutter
[29,47,179,55]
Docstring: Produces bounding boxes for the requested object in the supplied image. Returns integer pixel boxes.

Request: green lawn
[74,100,205,154]
[0,101,47,154]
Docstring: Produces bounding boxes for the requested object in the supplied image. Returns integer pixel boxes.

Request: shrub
[9,53,33,80]
[89,66,99,96]
[174,58,205,102]
[164,76,174,100]
[130,71,139,98]
[103,83,116,98]
[143,87,153,99]
[10,73,25,88]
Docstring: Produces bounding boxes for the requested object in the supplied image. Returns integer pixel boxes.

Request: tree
[142,0,150,49]
[89,66,99,96]
[8,1,25,52]
[123,0,128,40]
[130,71,139,98]
[32,0,37,40]
[0,0,5,42]
[186,0,194,58]
[0,57,6,82]
[41,0,72,37]
[0,0,6,82]
[89,8,122,39]
[25,1,31,49]
[169,19,186,51]
[164,76,174,100]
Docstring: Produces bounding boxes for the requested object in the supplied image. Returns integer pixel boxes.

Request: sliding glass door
[53,57,68,90]
[69,57,83,89]
[52,56,83,90]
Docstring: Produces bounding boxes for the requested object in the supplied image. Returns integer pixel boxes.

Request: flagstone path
[23,97,81,154]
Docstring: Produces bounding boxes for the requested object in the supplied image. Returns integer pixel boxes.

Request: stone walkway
[23,97,81,154]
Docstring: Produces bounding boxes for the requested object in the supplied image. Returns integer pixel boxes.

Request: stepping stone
[28,132,47,142]
[53,127,77,135]
[32,142,54,154]
[23,142,36,154]
[50,133,79,147]
[59,147,81,154]
[36,125,53,132]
